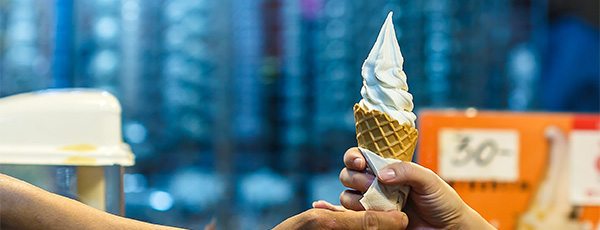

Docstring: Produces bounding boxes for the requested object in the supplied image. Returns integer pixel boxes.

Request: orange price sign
[417,109,599,230]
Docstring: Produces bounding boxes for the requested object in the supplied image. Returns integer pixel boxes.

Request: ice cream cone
[353,104,418,161]
[353,12,417,212]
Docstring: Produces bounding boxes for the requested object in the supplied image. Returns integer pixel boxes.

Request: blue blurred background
[0,0,598,229]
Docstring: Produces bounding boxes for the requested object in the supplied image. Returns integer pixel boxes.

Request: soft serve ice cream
[358,12,416,127]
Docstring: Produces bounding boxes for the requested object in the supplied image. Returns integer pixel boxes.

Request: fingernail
[379,168,395,181]
[353,158,364,168]
[402,213,408,226]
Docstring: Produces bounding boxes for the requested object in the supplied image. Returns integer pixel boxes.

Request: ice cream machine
[0,89,135,216]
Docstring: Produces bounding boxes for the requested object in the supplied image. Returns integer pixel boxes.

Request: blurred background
[0,0,598,229]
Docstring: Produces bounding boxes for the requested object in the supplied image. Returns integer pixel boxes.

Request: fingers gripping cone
[354,104,418,162]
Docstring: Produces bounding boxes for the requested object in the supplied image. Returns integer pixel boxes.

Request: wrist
[457,204,496,230]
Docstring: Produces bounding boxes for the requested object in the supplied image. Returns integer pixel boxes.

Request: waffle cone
[353,104,418,161]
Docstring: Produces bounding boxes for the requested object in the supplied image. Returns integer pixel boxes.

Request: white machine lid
[0,88,135,166]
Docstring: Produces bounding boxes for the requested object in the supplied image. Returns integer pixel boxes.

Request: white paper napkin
[358,147,411,211]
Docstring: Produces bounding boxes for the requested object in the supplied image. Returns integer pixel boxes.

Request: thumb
[329,210,408,230]
[312,200,347,212]
[377,161,445,195]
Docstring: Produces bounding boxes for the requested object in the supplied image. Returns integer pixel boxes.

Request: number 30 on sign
[438,128,520,182]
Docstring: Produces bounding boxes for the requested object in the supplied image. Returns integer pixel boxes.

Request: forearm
[0,174,183,230]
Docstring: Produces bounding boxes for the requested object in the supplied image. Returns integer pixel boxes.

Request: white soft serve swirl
[359,12,416,127]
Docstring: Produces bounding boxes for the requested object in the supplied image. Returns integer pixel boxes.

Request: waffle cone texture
[353,104,418,161]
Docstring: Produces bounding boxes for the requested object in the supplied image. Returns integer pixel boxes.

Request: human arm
[339,148,496,229]
[0,171,407,230]
[0,171,408,230]
[0,173,184,230]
